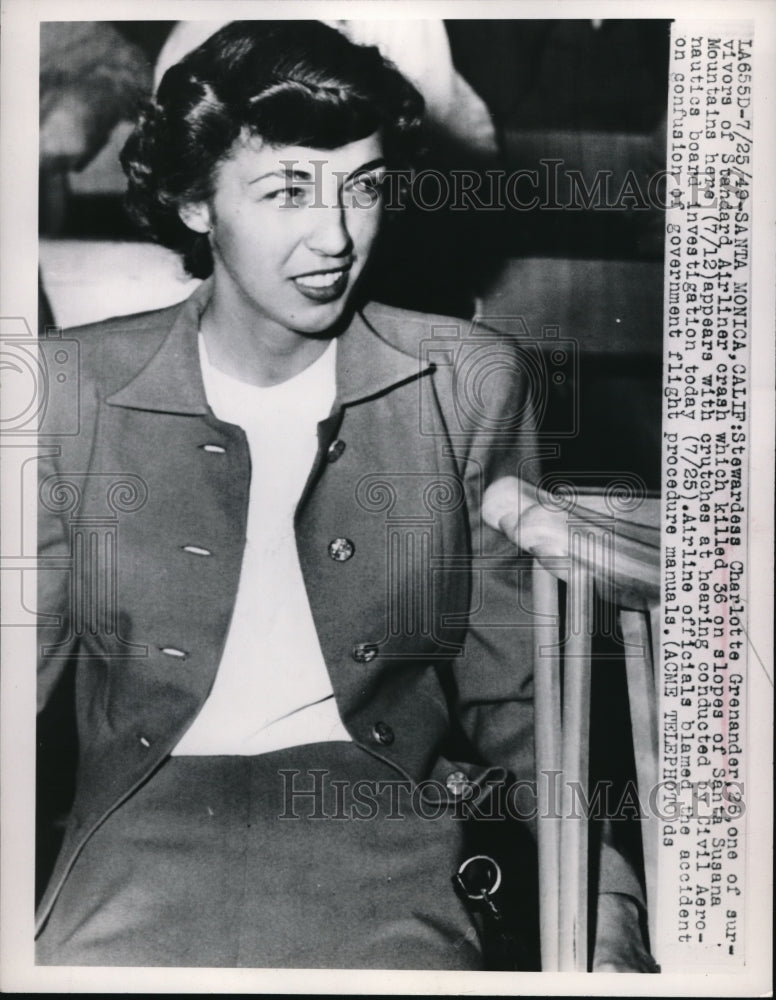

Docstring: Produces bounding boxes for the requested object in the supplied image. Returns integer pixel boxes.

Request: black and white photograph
[0,1,773,994]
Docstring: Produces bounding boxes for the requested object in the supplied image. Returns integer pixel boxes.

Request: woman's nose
[305,204,353,257]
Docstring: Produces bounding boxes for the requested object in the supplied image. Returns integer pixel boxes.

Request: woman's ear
[178,201,213,234]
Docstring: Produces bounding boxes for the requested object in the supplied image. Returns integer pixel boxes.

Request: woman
[36,20,650,970]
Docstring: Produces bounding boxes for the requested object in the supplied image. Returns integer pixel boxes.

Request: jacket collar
[106,278,429,413]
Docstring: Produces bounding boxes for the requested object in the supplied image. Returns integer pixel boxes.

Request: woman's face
[187,130,386,336]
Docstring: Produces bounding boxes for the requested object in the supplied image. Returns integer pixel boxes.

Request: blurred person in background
[38,21,152,330]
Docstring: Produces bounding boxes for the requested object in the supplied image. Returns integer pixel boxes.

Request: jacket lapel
[335,306,430,406]
[105,280,212,414]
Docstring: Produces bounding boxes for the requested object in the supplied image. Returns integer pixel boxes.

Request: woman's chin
[287,295,357,337]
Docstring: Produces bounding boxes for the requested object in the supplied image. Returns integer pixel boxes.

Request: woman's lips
[291,267,351,303]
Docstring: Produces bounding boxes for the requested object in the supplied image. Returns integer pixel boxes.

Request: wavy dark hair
[120,20,424,277]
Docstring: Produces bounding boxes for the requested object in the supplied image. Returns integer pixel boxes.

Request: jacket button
[160,646,188,659]
[328,538,354,562]
[201,443,226,454]
[352,643,379,663]
[327,439,346,462]
[372,721,394,746]
[445,770,472,797]
[182,545,212,556]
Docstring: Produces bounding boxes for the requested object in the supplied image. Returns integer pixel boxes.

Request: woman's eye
[348,174,385,205]
[265,186,308,206]
[356,173,383,192]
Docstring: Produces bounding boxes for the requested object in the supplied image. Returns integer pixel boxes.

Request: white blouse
[172,336,351,756]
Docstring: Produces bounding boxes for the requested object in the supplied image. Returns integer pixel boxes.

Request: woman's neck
[200,284,333,388]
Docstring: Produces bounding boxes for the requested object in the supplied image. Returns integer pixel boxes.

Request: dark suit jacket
[36,278,635,936]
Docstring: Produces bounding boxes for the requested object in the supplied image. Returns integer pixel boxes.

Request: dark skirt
[36,742,482,969]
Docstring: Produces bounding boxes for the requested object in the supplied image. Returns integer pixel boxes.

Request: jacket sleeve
[37,442,77,713]
[439,326,541,785]
[37,331,98,714]
[441,326,645,905]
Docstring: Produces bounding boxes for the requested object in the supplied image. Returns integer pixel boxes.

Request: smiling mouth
[291,266,352,302]
[293,268,349,289]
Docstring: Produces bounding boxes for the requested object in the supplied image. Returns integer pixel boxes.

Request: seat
[483,475,660,971]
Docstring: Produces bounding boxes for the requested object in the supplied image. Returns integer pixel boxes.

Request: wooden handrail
[483,475,661,969]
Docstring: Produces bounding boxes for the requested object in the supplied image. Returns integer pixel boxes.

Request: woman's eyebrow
[248,167,315,185]
[248,157,387,187]
[345,158,387,181]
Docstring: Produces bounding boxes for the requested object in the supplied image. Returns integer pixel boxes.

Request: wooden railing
[483,476,660,971]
